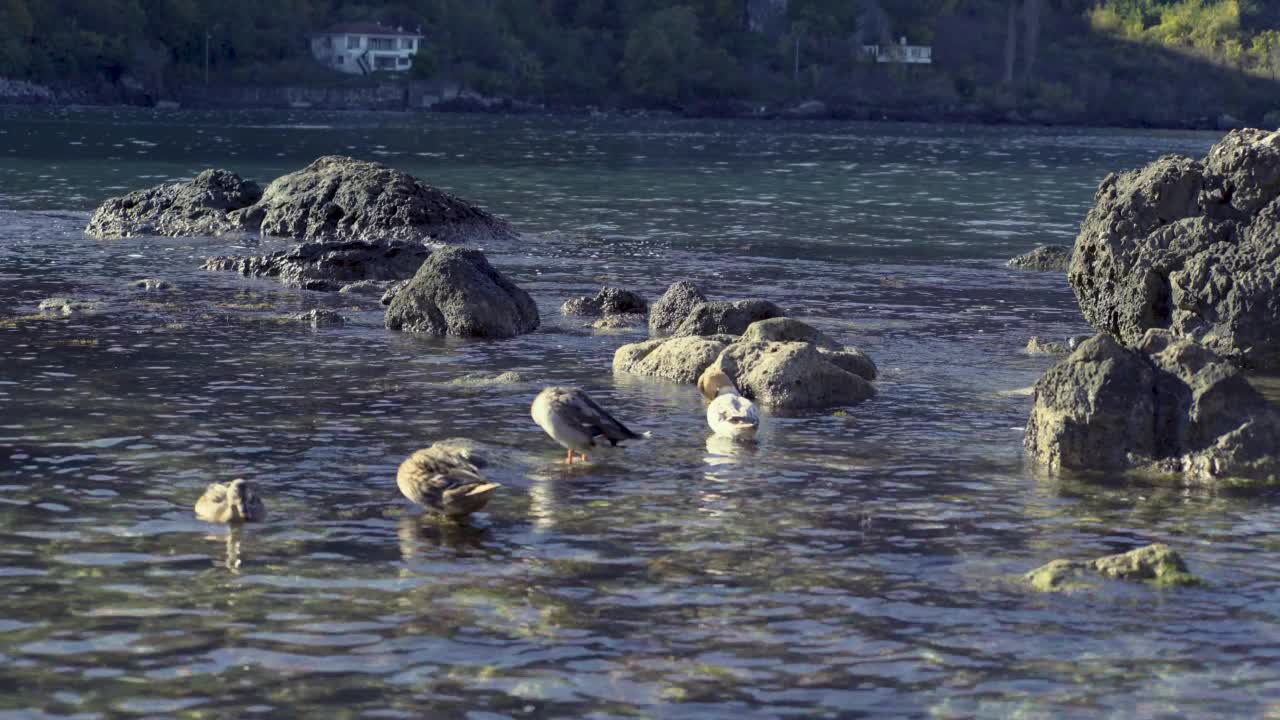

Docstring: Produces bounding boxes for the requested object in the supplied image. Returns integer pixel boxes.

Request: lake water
[3,108,1277,718]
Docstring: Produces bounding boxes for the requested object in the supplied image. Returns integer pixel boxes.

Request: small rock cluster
[614,281,877,410]
[1007,244,1071,272]
[561,286,649,329]
[1025,544,1200,592]
[204,239,432,292]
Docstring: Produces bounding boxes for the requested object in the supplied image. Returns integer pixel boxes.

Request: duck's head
[698,369,738,400]
[227,478,255,520]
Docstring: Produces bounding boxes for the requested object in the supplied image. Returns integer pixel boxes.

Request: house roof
[313,22,421,37]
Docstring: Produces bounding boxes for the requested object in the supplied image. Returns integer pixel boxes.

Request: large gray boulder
[709,341,875,410]
[612,335,736,384]
[1069,129,1280,369]
[86,169,261,238]
[204,239,430,291]
[1024,330,1280,485]
[241,156,515,244]
[1008,244,1071,272]
[384,247,539,338]
[740,317,840,350]
[649,281,707,337]
[672,299,785,337]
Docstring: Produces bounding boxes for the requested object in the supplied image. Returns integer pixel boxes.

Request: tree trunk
[1022,0,1040,84]
[1004,0,1018,86]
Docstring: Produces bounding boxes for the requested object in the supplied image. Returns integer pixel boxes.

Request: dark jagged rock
[1026,336,1069,355]
[560,287,648,317]
[1024,330,1280,485]
[1070,129,1280,369]
[672,299,785,337]
[384,247,539,338]
[131,278,174,291]
[244,155,516,244]
[295,309,345,328]
[649,280,707,337]
[1008,244,1071,272]
[86,169,262,238]
[203,239,430,291]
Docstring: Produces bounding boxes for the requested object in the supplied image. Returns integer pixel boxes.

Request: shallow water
[4,108,1280,717]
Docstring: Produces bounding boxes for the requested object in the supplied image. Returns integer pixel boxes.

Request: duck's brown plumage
[397,444,500,518]
[194,478,266,524]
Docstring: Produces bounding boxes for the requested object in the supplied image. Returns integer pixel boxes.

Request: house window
[336,56,344,65]
[375,56,397,69]
[401,38,415,50]
[369,37,394,51]
[346,35,360,49]
[398,57,409,66]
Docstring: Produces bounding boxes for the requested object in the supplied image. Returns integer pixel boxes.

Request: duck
[697,368,759,440]
[531,386,648,464]
[397,443,501,519]
[194,478,266,523]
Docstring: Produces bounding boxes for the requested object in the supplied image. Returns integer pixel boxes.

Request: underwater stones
[1024,331,1280,484]
[591,313,647,330]
[1070,129,1280,369]
[649,280,707,337]
[86,169,262,238]
[561,286,648,317]
[384,247,539,339]
[819,347,878,382]
[671,299,785,338]
[130,278,173,291]
[295,309,345,328]
[204,239,430,291]
[338,279,399,296]
[248,155,516,244]
[1007,244,1071,272]
[613,336,735,384]
[1025,336,1069,355]
[448,370,524,387]
[1026,544,1200,592]
[37,297,99,315]
[711,341,876,410]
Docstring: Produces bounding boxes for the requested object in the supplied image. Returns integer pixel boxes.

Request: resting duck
[194,478,266,523]
[397,443,501,519]
[698,368,759,440]
[531,386,648,464]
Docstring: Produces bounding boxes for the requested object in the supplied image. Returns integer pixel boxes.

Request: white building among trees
[309,23,423,75]
[862,37,933,64]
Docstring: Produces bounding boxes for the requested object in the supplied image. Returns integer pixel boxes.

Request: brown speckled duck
[194,478,266,524]
[396,443,501,518]
[530,386,648,464]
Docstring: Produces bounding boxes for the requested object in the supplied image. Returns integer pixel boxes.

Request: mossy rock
[1026,543,1201,592]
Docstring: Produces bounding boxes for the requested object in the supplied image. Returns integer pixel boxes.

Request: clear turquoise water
[4,108,1277,718]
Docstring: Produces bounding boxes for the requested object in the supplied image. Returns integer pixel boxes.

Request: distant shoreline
[0,77,1257,133]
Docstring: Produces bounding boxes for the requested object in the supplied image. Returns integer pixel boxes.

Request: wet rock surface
[612,335,736,384]
[671,299,785,337]
[37,297,99,315]
[1026,544,1200,592]
[86,169,262,239]
[648,280,707,337]
[295,309,346,328]
[247,155,516,244]
[560,287,648,317]
[204,239,431,291]
[1024,331,1280,485]
[130,278,174,291]
[1025,336,1069,355]
[1007,244,1071,272]
[710,341,876,410]
[1070,129,1280,369]
[384,247,539,338]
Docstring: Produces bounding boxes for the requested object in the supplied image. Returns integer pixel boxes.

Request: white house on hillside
[310,23,423,75]
[862,37,932,64]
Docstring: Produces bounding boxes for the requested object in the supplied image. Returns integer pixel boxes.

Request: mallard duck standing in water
[194,478,266,523]
[698,368,759,441]
[531,386,648,464]
[397,443,501,518]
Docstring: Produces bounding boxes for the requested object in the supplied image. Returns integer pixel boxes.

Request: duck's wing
[709,395,758,428]
[194,482,229,520]
[562,388,642,445]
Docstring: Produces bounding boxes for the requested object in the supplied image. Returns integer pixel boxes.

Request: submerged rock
[1024,331,1280,484]
[819,347,878,381]
[710,341,875,410]
[649,280,707,337]
[1007,244,1071,272]
[1026,544,1200,592]
[561,287,648,317]
[204,239,430,291]
[37,297,99,315]
[591,313,647,330]
[384,247,539,338]
[448,371,524,387]
[295,309,345,328]
[245,155,516,244]
[1070,129,1280,369]
[130,278,174,291]
[338,279,398,296]
[672,299,785,337]
[86,169,262,238]
[1025,336,1069,355]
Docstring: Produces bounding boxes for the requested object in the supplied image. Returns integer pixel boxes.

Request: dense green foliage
[0,0,1277,122]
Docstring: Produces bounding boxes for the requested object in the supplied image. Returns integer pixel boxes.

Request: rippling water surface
[3,108,1278,718]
